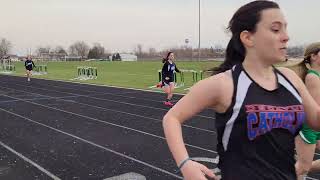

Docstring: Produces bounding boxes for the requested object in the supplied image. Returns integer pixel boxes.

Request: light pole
[185,38,191,61]
[185,38,189,47]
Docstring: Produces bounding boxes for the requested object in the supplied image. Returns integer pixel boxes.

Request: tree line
[0,37,306,61]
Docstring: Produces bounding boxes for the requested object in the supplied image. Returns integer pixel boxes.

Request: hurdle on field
[0,64,15,72]
[74,66,98,80]
[181,69,203,83]
[33,65,48,75]
[0,58,15,74]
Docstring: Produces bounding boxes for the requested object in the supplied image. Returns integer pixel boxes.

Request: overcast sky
[0,0,319,55]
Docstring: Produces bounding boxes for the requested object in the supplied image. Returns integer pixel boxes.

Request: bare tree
[134,44,143,57]
[36,46,51,56]
[88,43,105,59]
[0,38,12,57]
[287,46,304,57]
[69,41,89,59]
[148,48,157,55]
[54,46,67,54]
[68,44,77,56]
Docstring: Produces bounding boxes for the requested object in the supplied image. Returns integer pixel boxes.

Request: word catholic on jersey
[246,104,305,140]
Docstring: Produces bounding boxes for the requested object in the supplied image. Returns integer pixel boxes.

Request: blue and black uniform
[215,64,305,180]
[25,59,35,71]
[161,61,180,86]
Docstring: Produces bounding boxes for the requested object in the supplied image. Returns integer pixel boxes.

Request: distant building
[1,54,19,62]
[65,56,82,61]
[39,52,67,61]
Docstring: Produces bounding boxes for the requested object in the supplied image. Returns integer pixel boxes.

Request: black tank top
[215,64,305,180]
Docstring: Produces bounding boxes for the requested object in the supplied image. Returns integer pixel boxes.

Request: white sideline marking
[0,95,81,104]
[0,74,186,95]
[0,140,61,180]
[103,172,146,180]
[13,93,215,153]
[1,79,215,119]
[0,107,182,179]
[0,86,215,133]
[9,83,215,120]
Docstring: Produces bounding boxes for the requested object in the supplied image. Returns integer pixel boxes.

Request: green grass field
[9,60,221,93]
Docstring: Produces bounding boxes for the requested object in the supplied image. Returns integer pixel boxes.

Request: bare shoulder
[305,73,320,83]
[304,73,320,92]
[277,67,298,77]
[276,67,304,90]
[190,71,232,92]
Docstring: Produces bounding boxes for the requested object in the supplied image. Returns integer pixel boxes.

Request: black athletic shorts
[162,77,173,86]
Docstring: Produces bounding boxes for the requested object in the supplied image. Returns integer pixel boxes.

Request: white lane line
[16,75,187,95]
[3,82,215,120]
[1,93,217,154]
[3,75,320,180]
[103,172,146,180]
[43,82,172,102]
[0,95,81,104]
[0,107,183,179]
[49,96,215,133]
[42,83,215,117]
[0,140,61,180]
[5,78,166,102]
[0,86,215,134]
[113,91,149,95]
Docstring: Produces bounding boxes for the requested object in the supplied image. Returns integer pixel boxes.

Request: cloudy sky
[0,0,319,55]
